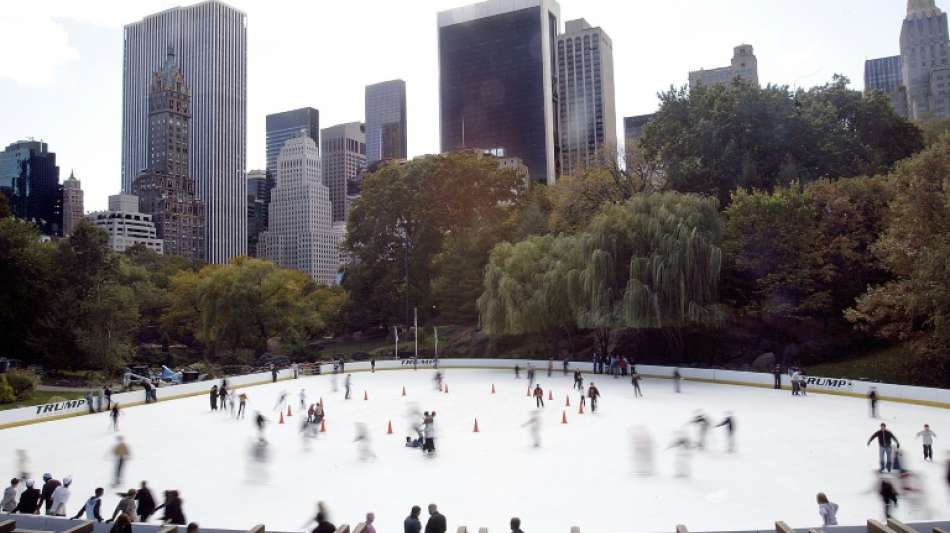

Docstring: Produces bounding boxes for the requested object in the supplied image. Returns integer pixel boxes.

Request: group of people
[591,353,634,377]
[864,421,942,518]
[405,410,437,455]
[208,380,248,419]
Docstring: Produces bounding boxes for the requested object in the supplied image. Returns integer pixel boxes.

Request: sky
[0,0,914,212]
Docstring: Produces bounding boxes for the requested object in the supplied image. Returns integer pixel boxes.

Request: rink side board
[1,360,946,430]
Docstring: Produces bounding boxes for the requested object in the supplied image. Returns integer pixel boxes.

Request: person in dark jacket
[110,512,133,533]
[878,475,898,518]
[13,479,41,514]
[155,490,186,525]
[772,364,782,389]
[867,423,900,472]
[869,388,879,418]
[209,385,218,411]
[404,505,422,533]
[218,381,228,413]
[311,512,335,533]
[510,517,524,533]
[716,412,736,453]
[135,481,156,522]
[40,473,60,514]
[104,387,113,410]
[424,503,446,533]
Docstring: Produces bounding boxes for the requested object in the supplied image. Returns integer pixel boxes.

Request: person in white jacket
[48,476,72,516]
[816,492,839,526]
[916,424,937,462]
[1,478,18,512]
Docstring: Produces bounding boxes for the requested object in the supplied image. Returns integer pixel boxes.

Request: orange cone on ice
[526,387,531,397]
[444,384,449,394]
[387,420,393,434]
[402,386,406,397]
[364,390,368,401]
[473,418,480,433]
[562,410,568,424]
[279,412,285,424]
[579,402,585,414]
[320,419,326,432]
[566,395,570,407]
[548,390,553,401]
[287,405,292,417]
[491,384,496,394]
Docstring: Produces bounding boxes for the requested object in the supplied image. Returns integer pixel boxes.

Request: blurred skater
[915,424,936,461]
[899,469,931,519]
[716,412,736,453]
[433,371,443,391]
[423,412,437,455]
[631,371,643,398]
[631,426,656,476]
[573,371,584,390]
[299,389,307,411]
[673,368,682,393]
[274,390,288,411]
[533,384,544,408]
[254,411,267,438]
[134,482,156,522]
[344,374,352,400]
[209,385,218,411]
[526,365,535,386]
[877,473,898,519]
[514,365,520,379]
[237,392,247,419]
[562,359,569,376]
[816,493,838,526]
[772,364,782,389]
[869,388,879,418]
[16,449,30,481]
[227,390,235,417]
[668,431,693,478]
[547,358,553,377]
[690,411,710,450]
[111,436,131,487]
[218,381,227,413]
[354,423,376,461]
[522,410,541,448]
[110,404,120,432]
[588,383,601,412]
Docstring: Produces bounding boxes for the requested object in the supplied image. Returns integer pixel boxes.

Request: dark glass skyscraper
[865,55,903,94]
[438,0,561,185]
[0,140,62,236]
[266,108,320,175]
[365,80,407,166]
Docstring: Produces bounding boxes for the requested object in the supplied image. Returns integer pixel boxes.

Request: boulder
[751,352,776,371]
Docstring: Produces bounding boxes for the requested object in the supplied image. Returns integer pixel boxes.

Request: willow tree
[570,192,723,356]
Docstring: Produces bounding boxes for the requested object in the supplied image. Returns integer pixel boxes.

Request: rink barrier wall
[0,514,296,533]
[1,358,947,430]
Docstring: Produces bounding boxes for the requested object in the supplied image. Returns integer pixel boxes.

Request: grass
[0,390,87,411]
[807,343,948,388]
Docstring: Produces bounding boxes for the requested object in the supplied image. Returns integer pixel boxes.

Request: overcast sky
[0,0,914,211]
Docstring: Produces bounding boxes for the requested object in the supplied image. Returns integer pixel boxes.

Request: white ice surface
[2,369,948,533]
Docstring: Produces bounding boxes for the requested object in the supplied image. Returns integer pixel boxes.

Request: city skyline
[0,0,918,210]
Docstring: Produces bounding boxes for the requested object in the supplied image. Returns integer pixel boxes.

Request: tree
[847,134,950,369]
[0,218,55,363]
[0,194,11,219]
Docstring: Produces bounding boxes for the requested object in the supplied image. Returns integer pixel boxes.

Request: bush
[5,369,38,400]
[0,377,15,403]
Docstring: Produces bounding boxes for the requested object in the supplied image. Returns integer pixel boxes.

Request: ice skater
[867,423,900,472]
[344,374,352,400]
[209,385,218,411]
[588,383,601,412]
[533,384,545,408]
[434,371,444,391]
[791,369,801,396]
[247,438,271,482]
[631,426,656,476]
[422,412,437,455]
[562,359,569,376]
[673,368,682,393]
[547,358,553,377]
[299,389,307,411]
[874,472,899,519]
[667,431,693,478]
[354,423,376,461]
[218,381,227,412]
[111,436,130,487]
[237,392,247,419]
[254,411,267,438]
[331,371,338,392]
[816,493,839,526]
[898,468,931,519]
[573,371,584,390]
[514,365,520,379]
[631,371,643,398]
[16,449,30,482]
[772,364,782,389]
[869,388,879,418]
[526,365,536,386]
[716,412,736,453]
[522,410,542,448]
[915,424,936,461]
[690,411,710,450]
[110,404,120,432]
[274,390,288,411]
[227,390,236,417]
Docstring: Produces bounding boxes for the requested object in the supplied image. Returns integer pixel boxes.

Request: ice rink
[2,368,948,533]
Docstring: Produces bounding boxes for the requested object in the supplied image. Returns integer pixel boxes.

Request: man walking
[915,424,937,461]
[424,503,446,533]
[867,423,900,472]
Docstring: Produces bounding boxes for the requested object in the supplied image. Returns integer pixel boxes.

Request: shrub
[5,369,38,400]
[0,376,15,403]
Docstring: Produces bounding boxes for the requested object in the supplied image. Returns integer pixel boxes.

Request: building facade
[61,171,84,237]
[365,80,408,166]
[321,122,365,223]
[623,114,655,145]
[900,0,950,118]
[265,108,320,175]
[87,194,164,254]
[246,169,268,257]
[259,135,338,285]
[122,0,247,263]
[132,48,206,262]
[556,18,616,177]
[0,140,62,236]
[438,0,561,185]
[689,44,759,89]
[864,55,909,116]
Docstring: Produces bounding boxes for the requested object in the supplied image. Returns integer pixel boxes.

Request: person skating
[209,385,218,411]
[134,481,156,522]
[344,374,352,400]
[155,490,186,525]
[271,365,278,383]
[354,423,376,461]
[227,390,235,417]
[573,371,584,391]
[867,423,900,472]
[72,487,104,522]
[311,512,335,533]
[588,383,601,413]
[667,431,693,478]
[522,410,542,447]
[423,412,437,455]
[108,489,137,523]
[218,381,228,413]
[562,359,569,376]
[869,388,879,418]
[799,372,809,396]
[526,365,535,387]
[510,517,525,533]
[48,475,71,516]
[104,386,113,411]
[916,424,937,461]
[547,357,553,377]
[363,512,376,533]
[690,411,711,450]
[1,478,18,512]
[274,390,288,411]
[877,474,898,519]
[514,365,520,379]
[424,504,447,533]
[371,357,376,373]
[238,392,248,419]
[791,369,801,396]
[13,479,41,514]
[631,371,643,398]
[299,389,307,411]
[716,412,736,453]
[85,391,95,414]
[40,473,60,514]
[110,403,120,432]
[772,364,782,389]
[255,411,267,437]
[673,368,682,393]
[816,493,838,526]
[533,384,544,408]
[404,505,422,533]
[112,436,131,487]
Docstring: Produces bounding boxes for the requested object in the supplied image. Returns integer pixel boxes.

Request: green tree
[0,194,11,219]
[0,218,55,364]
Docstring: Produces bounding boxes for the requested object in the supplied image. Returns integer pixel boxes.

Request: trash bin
[182,370,200,383]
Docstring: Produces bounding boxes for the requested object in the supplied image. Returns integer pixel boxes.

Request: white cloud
[0,16,79,87]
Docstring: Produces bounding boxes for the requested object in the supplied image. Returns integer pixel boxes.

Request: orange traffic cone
[578,402,585,414]
[287,405,292,417]
[491,384,496,394]
[548,390,553,401]
[566,395,571,407]
[364,390,368,401]
[444,384,449,394]
[387,420,393,434]
[562,410,568,424]
[526,387,531,397]
[402,386,406,397]
[279,412,285,424]
[473,418,480,433]
[320,419,326,432]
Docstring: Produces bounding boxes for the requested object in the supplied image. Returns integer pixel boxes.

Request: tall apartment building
[901,0,950,118]
[556,18,617,177]
[365,80,408,166]
[321,122,365,223]
[689,44,759,89]
[864,55,908,116]
[259,135,338,285]
[87,194,164,254]
[623,114,655,146]
[0,140,62,236]
[265,108,320,175]
[132,48,206,262]
[122,0,247,263]
[61,171,84,237]
[247,169,268,257]
[438,0,561,185]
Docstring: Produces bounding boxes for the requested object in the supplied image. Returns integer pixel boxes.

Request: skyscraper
[122,0,247,263]
[0,140,62,236]
[689,44,759,89]
[61,170,84,237]
[556,18,617,177]
[265,108,320,175]
[259,135,338,285]
[864,55,908,117]
[321,122,365,223]
[900,0,950,118]
[438,0,561,185]
[87,194,164,254]
[623,114,655,146]
[365,80,407,166]
[132,48,206,262]
[247,169,268,257]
